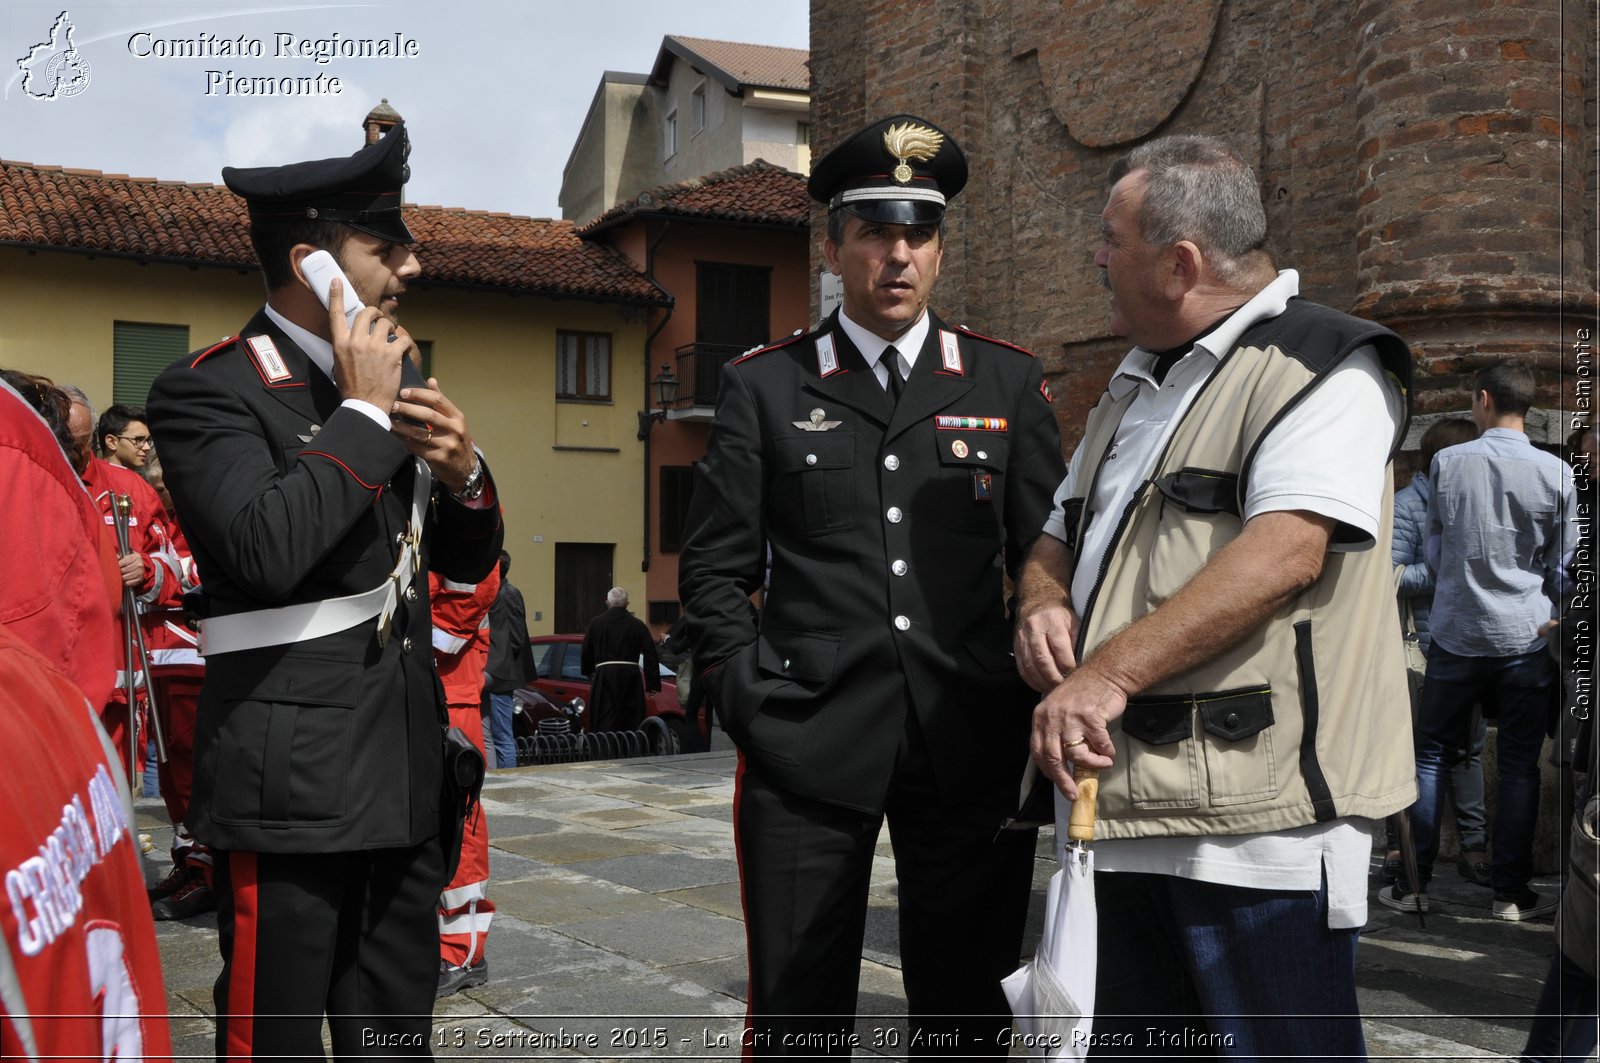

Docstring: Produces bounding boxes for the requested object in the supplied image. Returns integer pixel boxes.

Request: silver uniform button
[977,450,988,460]
[402,636,413,653]
[894,615,911,631]
[891,560,908,576]
[887,506,903,523]
[806,454,818,466]
[884,454,900,471]
[405,586,417,602]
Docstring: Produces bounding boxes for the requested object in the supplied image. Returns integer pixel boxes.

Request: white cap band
[834,185,947,208]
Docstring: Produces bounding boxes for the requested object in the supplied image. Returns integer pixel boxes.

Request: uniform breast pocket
[933,433,1007,533]
[774,433,856,537]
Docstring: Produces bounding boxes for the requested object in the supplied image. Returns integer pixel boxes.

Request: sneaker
[1377,852,1401,886]
[1377,884,1429,914]
[151,877,216,921]
[147,862,191,902]
[436,959,488,999]
[1456,850,1492,887]
[1491,890,1556,921]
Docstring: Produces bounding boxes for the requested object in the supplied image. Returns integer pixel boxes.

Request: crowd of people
[1,112,1593,1063]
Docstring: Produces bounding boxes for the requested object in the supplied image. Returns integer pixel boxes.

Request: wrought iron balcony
[671,342,750,417]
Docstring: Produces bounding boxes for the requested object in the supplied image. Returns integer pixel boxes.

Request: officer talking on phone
[147,118,503,1058]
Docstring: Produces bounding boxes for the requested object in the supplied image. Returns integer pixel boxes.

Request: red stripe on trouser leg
[225,851,258,1062]
[733,750,755,1062]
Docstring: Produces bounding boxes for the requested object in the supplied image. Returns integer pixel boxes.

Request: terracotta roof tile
[0,160,664,304]
[578,159,809,236]
[662,36,809,92]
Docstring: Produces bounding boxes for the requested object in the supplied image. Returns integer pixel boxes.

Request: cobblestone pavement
[144,741,1572,1060]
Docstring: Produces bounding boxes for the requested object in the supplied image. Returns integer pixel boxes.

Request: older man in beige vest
[1014,134,1414,1058]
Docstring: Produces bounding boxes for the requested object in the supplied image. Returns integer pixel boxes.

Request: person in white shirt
[1015,134,1414,1058]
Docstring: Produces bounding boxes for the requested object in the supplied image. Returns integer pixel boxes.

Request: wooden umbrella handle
[1067,768,1100,843]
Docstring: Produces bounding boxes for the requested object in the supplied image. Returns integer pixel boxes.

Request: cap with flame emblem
[807,113,967,226]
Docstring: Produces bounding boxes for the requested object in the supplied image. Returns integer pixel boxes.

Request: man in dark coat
[482,551,534,768]
[678,114,1065,1057]
[580,587,660,732]
[147,119,503,1059]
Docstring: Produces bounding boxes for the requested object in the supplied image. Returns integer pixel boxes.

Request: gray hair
[605,586,629,608]
[60,383,95,423]
[1108,135,1271,282]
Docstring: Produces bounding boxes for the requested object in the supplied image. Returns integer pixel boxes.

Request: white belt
[199,459,431,656]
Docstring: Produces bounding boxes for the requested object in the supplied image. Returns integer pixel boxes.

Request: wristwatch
[453,458,485,502]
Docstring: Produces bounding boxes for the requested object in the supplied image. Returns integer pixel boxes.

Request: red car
[523,634,687,735]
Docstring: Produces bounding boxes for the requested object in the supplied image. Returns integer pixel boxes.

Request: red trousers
[152,672,211,884]
[99,694,142,782]
[439,700,494,966]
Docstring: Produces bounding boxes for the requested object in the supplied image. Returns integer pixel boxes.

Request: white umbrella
[1003,766,1098,1060]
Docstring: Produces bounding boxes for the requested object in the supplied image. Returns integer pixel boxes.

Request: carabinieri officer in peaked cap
[679,114,1066,1057]
[148,119,503,1059]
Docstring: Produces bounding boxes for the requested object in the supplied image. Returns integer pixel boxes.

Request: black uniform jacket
[148,309,503,854]
[679,309,1065,813]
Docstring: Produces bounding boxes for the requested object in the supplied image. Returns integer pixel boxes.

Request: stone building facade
[809,0,1597,448]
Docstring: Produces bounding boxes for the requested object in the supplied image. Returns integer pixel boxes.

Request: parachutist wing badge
[794,408,843,431]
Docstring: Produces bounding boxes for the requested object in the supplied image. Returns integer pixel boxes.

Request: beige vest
[1071,304,1417,839]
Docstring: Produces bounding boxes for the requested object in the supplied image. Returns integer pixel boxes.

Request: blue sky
[2,1,809,218]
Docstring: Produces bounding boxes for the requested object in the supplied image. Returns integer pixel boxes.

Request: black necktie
[884,345,905,404]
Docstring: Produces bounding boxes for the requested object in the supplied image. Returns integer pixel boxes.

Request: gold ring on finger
[1063,737,1088,749]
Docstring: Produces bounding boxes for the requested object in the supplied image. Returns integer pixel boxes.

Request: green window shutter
[113,322,190,407]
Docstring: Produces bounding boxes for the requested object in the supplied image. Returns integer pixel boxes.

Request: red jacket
[79,457,177,607]
[0,626,173,1061]
[144,515,204,678]
[430,566,501,706]
[0,386,118,708]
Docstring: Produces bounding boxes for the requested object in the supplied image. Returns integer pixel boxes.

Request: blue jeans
[486,691,517,769]
[1406,646,1555,894]
[1386,707,1488,853]
[1091,871,1365,1060]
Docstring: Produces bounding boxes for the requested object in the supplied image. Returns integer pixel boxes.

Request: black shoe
[1374,853,1401,886]
[436,959,488,998]
[1377,884,1429,913]
[1456,850,1492,887]
[147,862,190,901]
[151,877,216,920]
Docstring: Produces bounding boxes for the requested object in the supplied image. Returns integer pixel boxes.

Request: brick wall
[810,0,1598,450]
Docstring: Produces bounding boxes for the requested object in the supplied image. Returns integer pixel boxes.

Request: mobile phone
[301,249,365,329]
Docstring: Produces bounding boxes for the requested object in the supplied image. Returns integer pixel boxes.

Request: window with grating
[113,322,190,406]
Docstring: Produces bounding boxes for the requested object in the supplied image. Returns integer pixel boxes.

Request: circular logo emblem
[951,439,969,458]
[44,50,91,98]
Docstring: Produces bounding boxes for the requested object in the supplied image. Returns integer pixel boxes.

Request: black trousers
[734,712,1035,1059]
[212,841,445,1060]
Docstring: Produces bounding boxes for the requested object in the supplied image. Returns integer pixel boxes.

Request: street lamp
[636,363,680,440]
